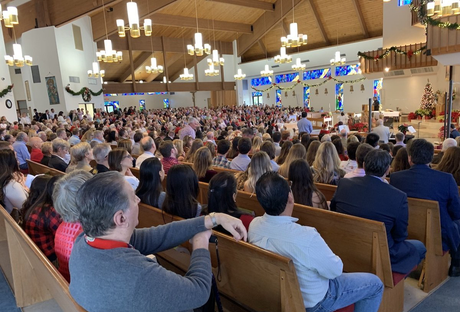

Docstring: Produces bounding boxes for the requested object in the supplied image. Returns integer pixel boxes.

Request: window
[275,72,299,84]
[304,87,310,108]
[276,90,282,107]
[336,83,344,111]
[252,92,263,105]
[398,0,411,6]
[251,77,272,87]
[303,68,331,80]
[335,64,360,77]
[374,79,383,103]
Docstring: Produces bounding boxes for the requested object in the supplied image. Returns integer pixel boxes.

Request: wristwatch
[209,212,218,228]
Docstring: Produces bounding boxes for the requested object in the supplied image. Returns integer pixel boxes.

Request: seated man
[12,132,30,170]
[135,136,156,169]
[331,150,426,274]
[48,138,70,172]
[344,143,374,179]
[159,141,179,174]
[390,139,460,276]
[69,171,247,311]
[230,137,252,171]
[249,172,383,311]
[212,139,231,169]
[93,143,111,173]
[365,133,380,149]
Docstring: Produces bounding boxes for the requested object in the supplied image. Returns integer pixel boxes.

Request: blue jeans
[306,273,384,312]
[406,239,427,265]
[19,163,28,170]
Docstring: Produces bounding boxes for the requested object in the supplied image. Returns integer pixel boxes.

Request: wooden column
[127,35,136,92]
[161,36,169,91]
[194,54,200,91]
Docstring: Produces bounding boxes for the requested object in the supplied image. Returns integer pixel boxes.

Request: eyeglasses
[123,154,133,159]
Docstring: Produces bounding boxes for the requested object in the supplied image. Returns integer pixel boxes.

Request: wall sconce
[350,85,354,93]
[360,84,365,92]
[267,92,270,99]
[315,89,319,95]
[285,91,288,97]
[292,90,296,97]
[324,88,328,95]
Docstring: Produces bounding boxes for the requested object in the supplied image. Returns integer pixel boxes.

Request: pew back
[0,206,85,311]
[27,160,65,177]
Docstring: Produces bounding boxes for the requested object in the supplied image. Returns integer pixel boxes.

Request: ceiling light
[207,50,224,66]
[180,68,194,81]
[116,1,152,38]
[98,0,122,63]
[145,57,163,74]
[274,47,292,64]
[205,63,219,76]
[88,62,105,78]
[234,68,246,80]
[292,58,306,71]
[261,65,273,77]
[330,51,346,66]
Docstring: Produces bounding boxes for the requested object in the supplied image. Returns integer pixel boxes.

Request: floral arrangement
[398,124,409,133]
[437,110,460,123]
[408,112,416,121]
[350,122,368,132]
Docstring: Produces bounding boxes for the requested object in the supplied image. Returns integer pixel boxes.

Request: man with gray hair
[48,138,70,172]
[179,117,199,140]
[93,143,111,173]
[69,171,247,311]
[91,130,105,144]
[371,119,390,144]
[135,136,156,169]
[12,131,30,170]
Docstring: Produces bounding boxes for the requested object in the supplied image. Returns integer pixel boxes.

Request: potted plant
[415,109,424,119]
[408,112,416,122]
[398,124,409,134]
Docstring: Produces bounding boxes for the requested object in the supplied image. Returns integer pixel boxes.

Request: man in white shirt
[344,143,374,179]
[136,136,156,169]
[249,172,383,311]
[372,119,390,144]
[394,132,405,147]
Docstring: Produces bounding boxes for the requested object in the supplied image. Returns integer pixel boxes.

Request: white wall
[0,25,17,122]
[383,1,426,47]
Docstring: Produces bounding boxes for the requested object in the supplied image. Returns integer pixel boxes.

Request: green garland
[358,46,426,61]
[251,77,366,93]
[0,84,14,98]
[410,0,460,30]
[65,85,103,96]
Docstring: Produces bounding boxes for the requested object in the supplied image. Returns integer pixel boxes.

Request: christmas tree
[420,80,436,110]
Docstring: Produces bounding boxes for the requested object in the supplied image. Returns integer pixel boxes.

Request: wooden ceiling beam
[205,0,274,11]
[169,55,206,82]
[97,34,234,54]
[257,40,267,56]
[118,51,152,83]
[237,0,304,57]
[307,0,330,45]
[145,53,183,83]
[91,0,179,42]
[351,0,370,38]
[102,81,235,93]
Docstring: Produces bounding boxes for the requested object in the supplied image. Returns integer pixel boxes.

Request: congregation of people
[1,104,460,312]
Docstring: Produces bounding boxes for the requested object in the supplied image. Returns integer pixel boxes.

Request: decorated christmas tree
[420,80,436,110]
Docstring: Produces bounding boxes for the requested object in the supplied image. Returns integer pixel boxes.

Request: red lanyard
[85,235,131,250]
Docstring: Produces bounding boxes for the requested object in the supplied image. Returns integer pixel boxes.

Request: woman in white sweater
[0,149,28,213]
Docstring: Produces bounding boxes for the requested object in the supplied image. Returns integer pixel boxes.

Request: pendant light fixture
[97,0,122,63]
[234,68,246,80]
[292,58,306,71]
[116,1,152,38]
[280,0,307,48]
[180,28,194,81]
[2,6,32,67]
[144,0,162,74]
[187,0,211,56]
[88,61,105,78]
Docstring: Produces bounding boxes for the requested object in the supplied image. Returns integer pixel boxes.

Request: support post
[447,66,454,139]
[368,98,372,133]
[127,35,136,92]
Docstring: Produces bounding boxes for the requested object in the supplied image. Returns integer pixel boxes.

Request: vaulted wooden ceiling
[2,0,383,84]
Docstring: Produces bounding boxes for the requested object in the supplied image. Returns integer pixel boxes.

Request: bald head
[377,119,384,126]
[30,137,43,149]
[140,136,155,153]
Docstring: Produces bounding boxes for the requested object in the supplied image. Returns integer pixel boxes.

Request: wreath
[65,84,103,98]
[82,89,92,102]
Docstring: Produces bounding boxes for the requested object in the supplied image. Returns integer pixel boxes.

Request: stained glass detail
[275,72,300,84]
[251,77,272,87]
[336,83,344,111]
[398,0,411,6]
[304,87,310,108]
[335,64,360,77]
[303,68,331,80]
[374,79,383,103]
[276,90,282,107]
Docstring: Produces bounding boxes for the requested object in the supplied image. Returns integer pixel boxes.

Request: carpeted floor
[410,277,460,312]
[0,270,20,312]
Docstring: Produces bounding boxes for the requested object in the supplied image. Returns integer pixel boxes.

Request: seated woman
[40,142,53,166]
[207,172,254,232]
[106,130,118,146]
[182,135,193,155]
[185,139,203,163]
[66,142,95,174]
[0,149,29,214]
[136,157,166,208]
[23,175,62,262]
[306,140,320,166]
[435,146,460,185]
[193,147,217,183]
[21,175,52,220]
[173,139,185,162]
[278,143,307,178]
[163,164,202,219]
[252,136,263,153]
[108,148,139,190]
[53,170,93,282]
[390,147,410,174]
[243,151,272,193]
[288,159,328,210]
[312,142,346,186]
[332,138,348,161]
[118,139,135,167]
[275,141,293,166]
[226,137,240,159]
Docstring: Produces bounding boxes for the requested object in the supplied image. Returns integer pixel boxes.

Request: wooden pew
[131,167,140,180]
[26,160,65,177]
[315,183,337,201]
[407,198,449,292]
[0,207,85,311]
[137,203,306,312]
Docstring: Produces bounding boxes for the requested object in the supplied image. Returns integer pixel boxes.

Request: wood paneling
[102,81,235,93]
[211,90,237,107]
[427,15,460,56]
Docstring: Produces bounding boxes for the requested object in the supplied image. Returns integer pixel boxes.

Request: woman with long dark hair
[207,172,254,232]
[136,157,165,208]
[23,175,62,261]
[0,149,28,213]
[276,140,293,165]
[21,175,52,219]
[108,148,139,190]
[162,164,201,219]
[288,159,328,210]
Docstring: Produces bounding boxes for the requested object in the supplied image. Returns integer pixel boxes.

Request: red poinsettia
[407,50,414,59]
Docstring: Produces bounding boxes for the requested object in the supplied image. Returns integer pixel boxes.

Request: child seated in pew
[162,164,202,219]
[249,172,384,312]
[136,157,166,208]
[23,175,62,263]
[206,172,254,232]
[53,170,93,282]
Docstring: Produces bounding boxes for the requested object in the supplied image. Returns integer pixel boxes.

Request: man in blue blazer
[390,139,460,277]
[331,150,426,274]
